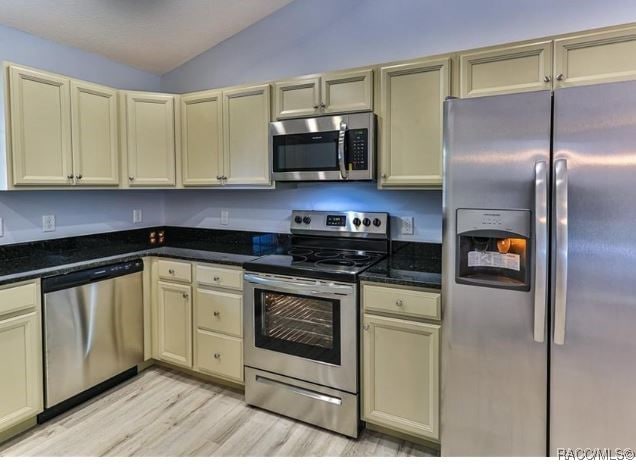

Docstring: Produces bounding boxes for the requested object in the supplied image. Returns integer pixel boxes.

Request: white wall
[0,24,163,245]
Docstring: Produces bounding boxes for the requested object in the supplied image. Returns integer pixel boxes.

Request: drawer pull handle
[214,353,221,359]
[213,311,220,317]
[395,299,403,307]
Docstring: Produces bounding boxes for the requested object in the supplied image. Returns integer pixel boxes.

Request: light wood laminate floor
[0,367,437,457]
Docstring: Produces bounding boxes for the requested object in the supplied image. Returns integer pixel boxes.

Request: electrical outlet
[133,209,143,224]
[0,217,3,237]
[42,215,56,232]
[220,208,229,225]
[400,216,414,235]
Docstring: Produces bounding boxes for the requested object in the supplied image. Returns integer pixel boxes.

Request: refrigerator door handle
[533,161,548,343]
[554,158,569,345]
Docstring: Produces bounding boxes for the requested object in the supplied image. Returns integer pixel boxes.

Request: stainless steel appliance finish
[442,91,551,456]
[443,82,636,456]
[270,112,375,181]
[43,261,144,409]
[245,367,358,438]
[244,210,389,438]
[550,82,636,452]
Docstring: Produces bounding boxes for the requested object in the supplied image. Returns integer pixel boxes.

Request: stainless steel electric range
[243,210,389,438]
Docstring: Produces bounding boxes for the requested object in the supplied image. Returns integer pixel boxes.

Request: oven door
[244,273,357,393]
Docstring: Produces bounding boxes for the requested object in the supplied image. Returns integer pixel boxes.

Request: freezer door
[551,82,636,452]
[442,91,551,456]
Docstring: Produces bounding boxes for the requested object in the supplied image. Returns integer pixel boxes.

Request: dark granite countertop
[0,227,288,286]
[360,241,442,289]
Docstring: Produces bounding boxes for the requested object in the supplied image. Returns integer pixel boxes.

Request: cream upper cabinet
[70,80,119,185]
[378,57,450,188]
[125,92,176,187]
[156,281,192,368]
[362,313,440,440]
[222,84,271,186]
[273,69,373,119]
[0,282,43,432]
[181,90,223,186]
[8,65,73,186]
[321,69,373,114]
[273,78,320,120]
[459,41,553,97]
[554,26,636,88]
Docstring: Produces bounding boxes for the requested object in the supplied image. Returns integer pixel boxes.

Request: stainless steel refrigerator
[442,82,636,456]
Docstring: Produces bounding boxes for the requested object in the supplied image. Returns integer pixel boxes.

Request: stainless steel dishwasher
[40,259,144,421]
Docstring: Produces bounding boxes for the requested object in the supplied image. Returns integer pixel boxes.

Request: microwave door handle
[338,121,348,179]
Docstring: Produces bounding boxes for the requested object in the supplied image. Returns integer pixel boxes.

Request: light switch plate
[400,216,414,235]
[221,208,229,225]
[133,209,143,224]
[42,215,56,232]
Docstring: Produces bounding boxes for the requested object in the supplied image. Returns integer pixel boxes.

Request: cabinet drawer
[158,260,192,283]
[196,288,242,337]
[195,329,243,382]
[196,265,243,290]
[0,283,38,318]
[363,285,440,320]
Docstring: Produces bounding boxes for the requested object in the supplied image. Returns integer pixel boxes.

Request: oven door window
[273,131,339,172]
[254,289,341,365]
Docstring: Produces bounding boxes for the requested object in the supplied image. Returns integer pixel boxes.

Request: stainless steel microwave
[269,112,375,181]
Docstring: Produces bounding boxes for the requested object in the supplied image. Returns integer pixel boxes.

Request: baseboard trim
[365,422,440,452]
[0,417,37,446]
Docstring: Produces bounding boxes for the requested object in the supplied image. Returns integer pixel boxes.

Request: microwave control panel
[347,129,369,170]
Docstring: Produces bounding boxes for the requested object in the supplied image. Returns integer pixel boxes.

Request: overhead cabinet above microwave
[273,69,373,120]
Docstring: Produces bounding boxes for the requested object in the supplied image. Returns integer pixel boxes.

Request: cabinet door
[379,58,450,187]
[554,26,636,88]
[223,84,271,186]
[321,69,373,114]
[8,65,73,186]
[70,80,119,185]
[125,92,176,186]
[459,41,552,97]
[0,311,43,431]
[181,90,223,186]
[273,78,320,119]
[362,314,440,440]
[156,281,192,368]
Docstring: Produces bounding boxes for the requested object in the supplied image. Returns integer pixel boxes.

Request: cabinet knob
[214,353,221,359]
[168,269,175,274]
[543,76,551,83]
[381,173,387,179]
[213,311,220,317]
[128,176,135,182]
[213,276,221,282]
[556,73,564,81]
[313,105,319,110]
[222,176,228,181]
[362,324,370,331]
[395,299,403,307]
[216,176,222,181]
[182,293,188,299]
[320,103,326,108]
[67,174,74,180]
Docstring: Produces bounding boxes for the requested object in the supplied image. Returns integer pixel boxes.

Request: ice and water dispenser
[455,209,531,291]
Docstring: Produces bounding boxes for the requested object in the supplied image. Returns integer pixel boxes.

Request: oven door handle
[244,274,353,296]
[338,120,348,180]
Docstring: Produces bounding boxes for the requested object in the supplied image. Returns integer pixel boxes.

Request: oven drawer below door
[245,367,359,438]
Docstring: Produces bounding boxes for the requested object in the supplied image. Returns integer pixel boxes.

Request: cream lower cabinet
[124,92,176,187]
[554,26,636,88]
[459,41,553,97]
[0,281,43,432]
[180,90,223,186]
[222,84,271,186]
[378,58,450,188]
[155,281,192,368]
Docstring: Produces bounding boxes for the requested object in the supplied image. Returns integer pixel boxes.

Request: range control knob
[373,218,382,227]
[353,218,362,227]
[363,218,371,227]
[303,216,311,225]
[294,215,303,224]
